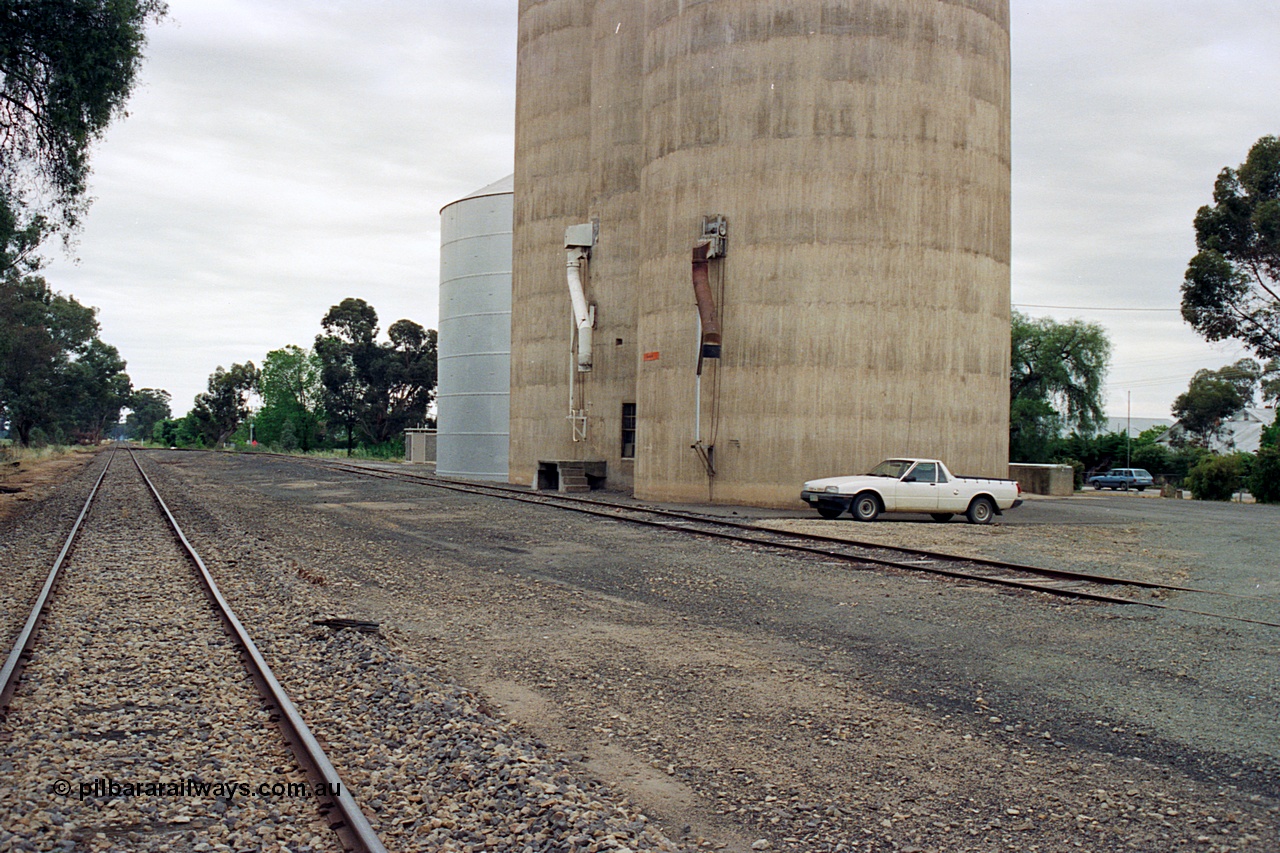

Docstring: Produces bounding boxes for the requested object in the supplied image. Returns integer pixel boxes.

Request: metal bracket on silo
[565,223,594,252]
[700,214,727,258]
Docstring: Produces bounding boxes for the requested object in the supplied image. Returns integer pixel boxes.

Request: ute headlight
[824,485,840,494]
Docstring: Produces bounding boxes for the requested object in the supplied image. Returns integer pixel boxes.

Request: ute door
[896,462,941,512]
[936,467,970,512]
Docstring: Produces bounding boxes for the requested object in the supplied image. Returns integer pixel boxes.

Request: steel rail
[0,451,114,717]
[126,449,387,853]
[278,455,1280,629]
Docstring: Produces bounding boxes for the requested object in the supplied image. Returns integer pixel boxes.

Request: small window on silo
[621,403,637,459]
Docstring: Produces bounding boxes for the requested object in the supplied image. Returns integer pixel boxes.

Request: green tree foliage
[1185,453,1249,501]
[151,412,198,447]
[1010,311,1111,462]
[1261,359,1280,405]
[314,298,437,454]
[1210,357,1263,403]
[277,418,298,451]
[189,362,258,448]
[0,2,166,444]
[1181,135,1280,360]
[58,336,130,442]
[1170,362,1257,445]
[1262,407,1280,450]
[255,345,323,451]
[373,318,437,440]
[1054,431,1127,475]
[314,299,373,454]
[1039,425,1209,488]
[0,0,168,255]
[1248,447,1280,503]
[0,272,130,444]
[125,387,169,440]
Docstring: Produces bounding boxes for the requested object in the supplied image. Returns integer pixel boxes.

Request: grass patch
[0,443,95,465]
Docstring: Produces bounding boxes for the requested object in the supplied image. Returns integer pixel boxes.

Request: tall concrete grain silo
[512,0,1011,506]
[437,176,513,481]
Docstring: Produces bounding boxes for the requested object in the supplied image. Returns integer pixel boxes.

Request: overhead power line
[1013,303,1180,312]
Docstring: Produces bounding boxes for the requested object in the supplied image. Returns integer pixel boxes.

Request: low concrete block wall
[1009,463,1074,496]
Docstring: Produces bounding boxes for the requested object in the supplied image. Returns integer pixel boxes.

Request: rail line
[0,448,387,853]
[263,453,1280,630]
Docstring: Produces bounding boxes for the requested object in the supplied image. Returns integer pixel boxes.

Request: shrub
[1130,443,1173,482]
[1056,458,1085,490]
[1262,410,1280,450]
[1166,446,1211,486]
[1248,447,1280,504]
[1185,454,1248,501]
[279,419,298,451]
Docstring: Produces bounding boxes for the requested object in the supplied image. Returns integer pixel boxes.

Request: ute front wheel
[852,493,881,522]
[966,496,995,525]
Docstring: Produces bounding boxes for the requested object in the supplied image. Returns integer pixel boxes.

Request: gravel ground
[0,454,100,656]
[106,453,693,853]
[3,451,692,853]
[5,450,1278,853]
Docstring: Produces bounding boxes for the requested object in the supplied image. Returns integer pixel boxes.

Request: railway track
[269,453,1280,629]
[0,448,386,852]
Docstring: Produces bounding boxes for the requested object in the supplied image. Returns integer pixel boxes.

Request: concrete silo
[437,176,513,481]
[512,0,1010,506]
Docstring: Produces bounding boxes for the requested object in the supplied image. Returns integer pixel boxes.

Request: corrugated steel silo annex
[512,0,1011,506]
[437,176,513,481]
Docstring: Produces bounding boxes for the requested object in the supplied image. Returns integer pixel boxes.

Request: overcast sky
[39,1,1280,420]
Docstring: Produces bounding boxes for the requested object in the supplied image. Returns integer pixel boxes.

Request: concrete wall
[1009,463,1073,497]
[513,0,1011,507]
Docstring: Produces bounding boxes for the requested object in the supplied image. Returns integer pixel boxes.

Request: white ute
[801,458,1022,524]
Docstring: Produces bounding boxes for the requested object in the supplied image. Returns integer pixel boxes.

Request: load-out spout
[692,241,721,359]
[566,246,593,372]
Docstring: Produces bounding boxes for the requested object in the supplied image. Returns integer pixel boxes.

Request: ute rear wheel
[966,496,995,525]
[852,493,881,522]
[930,513,954,522]
[816,503,845,520]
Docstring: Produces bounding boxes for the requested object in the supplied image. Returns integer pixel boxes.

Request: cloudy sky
[40,1,1280,420]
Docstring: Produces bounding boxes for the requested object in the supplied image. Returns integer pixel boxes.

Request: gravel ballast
[0,453,332,851]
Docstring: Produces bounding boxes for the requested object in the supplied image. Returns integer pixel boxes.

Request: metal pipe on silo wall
[691,241,722,360]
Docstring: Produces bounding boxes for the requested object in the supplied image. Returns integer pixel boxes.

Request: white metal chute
[564,222,595,373]
[566,247,593,372]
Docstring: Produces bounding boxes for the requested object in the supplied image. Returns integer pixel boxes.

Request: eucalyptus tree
[314,298,437,453]
[1009,311,1111,462]
[1181,135,1280,360]
[0,273,116,444]
[0,0,168,260]
[125,388,171,441]
[189,362,258,448]
[255,345,323,450]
